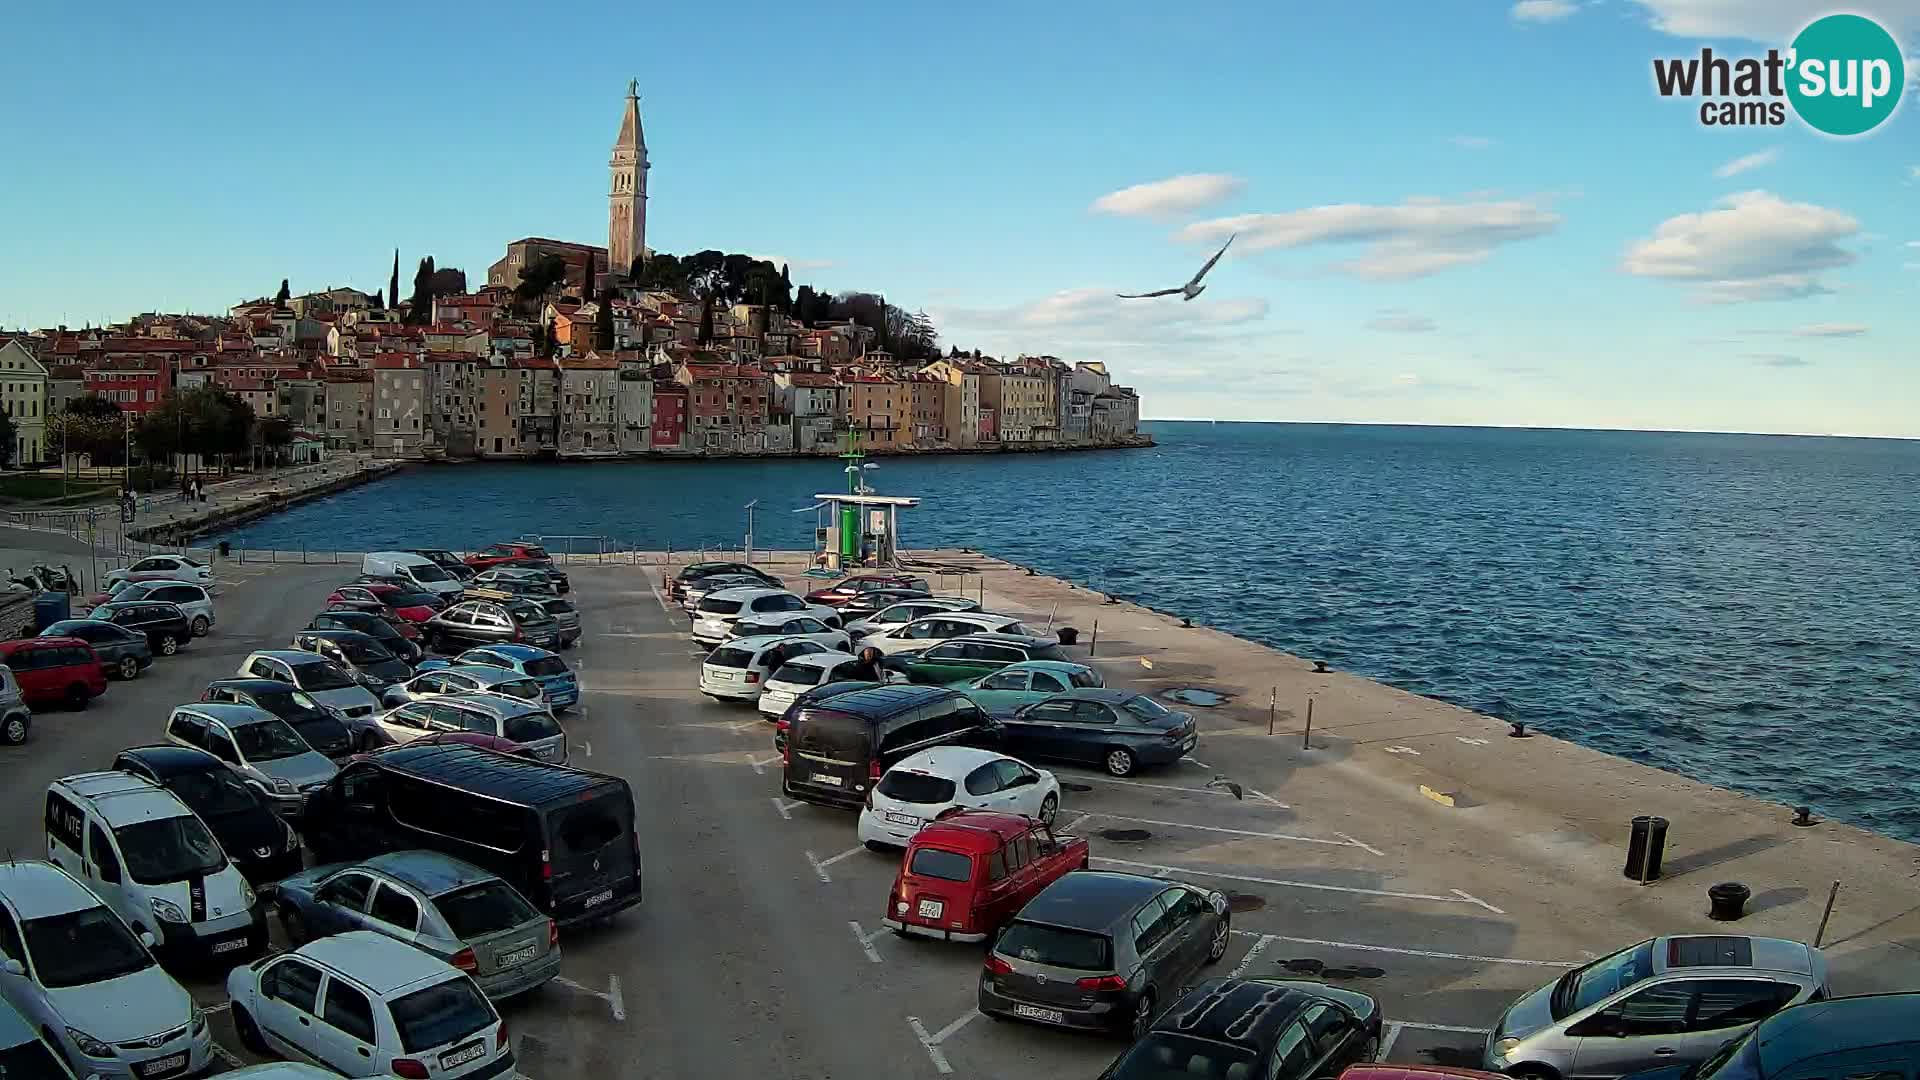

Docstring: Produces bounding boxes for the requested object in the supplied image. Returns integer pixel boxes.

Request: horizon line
[1140,418,1919,443]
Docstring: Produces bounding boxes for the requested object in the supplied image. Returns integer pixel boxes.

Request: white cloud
[1367,310,1438,332]
[1179,196,1560,280]
[1747,353,1810,367]
[1790,322,1869,336]
[1714,148,1780,178]
[1628,1,1920,42]
[1512,0,1579,21]
[1448,135,1496,149]
[1620,190,1860,303]
[1392,372,1423,385]
[1090,174,1246,219]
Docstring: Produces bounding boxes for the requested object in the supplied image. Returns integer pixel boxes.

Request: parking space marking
[1063,810,1372,853]
[1057,772,1291,808]
[749,754,783,775]
[806,845,865,882]
[907,1017,954,1074]
[1336,832,1386,857]
[577,740,592,758]
[1230,933,1274,978]
[1228,931,1575,968]
[209,1043,244,1070]
[551,974,627,1020]
[1093,856,1508,914]
[848,920,883,963]
[771,797,802,820]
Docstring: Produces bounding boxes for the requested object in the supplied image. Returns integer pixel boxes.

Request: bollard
[1624,816,1669,882]
[1302,696,1313,749]
[1089,619,1099,656]
[1312,660,1330,673]
[1708,882,1751,921]
[1792,806,1817,827]
[1267,688,1277,736]
[1813,881,1840,945]
[1509,720,1530,738]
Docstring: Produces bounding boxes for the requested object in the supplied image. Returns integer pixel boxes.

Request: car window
[263,958,324,1013]
[45,792,85,852]
[368,884,421,932]
[1071,701,1115,725]
[1604,982,1697,1036]
[318,871,376,911]
[1132,892,1177,952]
[997,921,1111,969]
[322,979,378,1044]
[978,670,1028,691]
[1025,702,1074,723]
[1003,836,1028,873]
[435,881,541,939]
[1167,886,1209,922]
[389,704,432,731]
[434,704,493,734]
[0,906,22,962]
[1029,672,1068,692]
[907,847,974,882]
[923,643,967,661]
[991,760,1030,789]
[1300,1004,1348,1048]
[502,709,560,742]
[1268,1022,1314,1080]
[389,977,495,1054]
[464,652,508,668]
[168,712,207,745]
[963,764,1002,796]
[1687,980,1801,1031]
[206,731,242,765]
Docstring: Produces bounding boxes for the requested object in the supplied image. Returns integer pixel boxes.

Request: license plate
[583,888,614,908]
[211,937,250,954]
[886,812,920,827]
[499,944,539,967]
[139,1054,187,1077]
[811,773,844,787]
[916,898,944,919]
[439,1041,487,1070]
[1013,1004,1066,1025]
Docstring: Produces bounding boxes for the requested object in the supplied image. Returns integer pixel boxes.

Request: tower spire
[609,80,650,281]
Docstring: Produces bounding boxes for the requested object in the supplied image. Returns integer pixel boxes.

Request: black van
[783,685,996,810]
[296,743,642,926]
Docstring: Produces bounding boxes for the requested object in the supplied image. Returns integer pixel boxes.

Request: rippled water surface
[224,423,1920,840]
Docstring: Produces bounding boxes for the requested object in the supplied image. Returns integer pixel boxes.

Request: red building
[650,383,688,449]
[673,361,770,452]
[83,361,169,414]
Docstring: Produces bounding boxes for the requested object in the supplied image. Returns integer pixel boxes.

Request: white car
[756,650,896,718]
[857,612,1044,656]
[690,588,840,646]
[104,554,212,589]
[0,860,212,1080]
[94,581,216,636]
[727,614,851,652]
[843,596,981,639]
[856,747,1061,849]
[227,930,512,1079]
[699,635,830,702]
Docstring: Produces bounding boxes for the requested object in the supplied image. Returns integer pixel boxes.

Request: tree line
[44,388,292,475]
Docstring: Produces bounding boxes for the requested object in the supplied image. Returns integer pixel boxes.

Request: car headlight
[1493,1038,1522,1061]
[150,897,188,924]
[282,819,302,852]
[271,777,296,794]
[242,881,258,908]
[65,1028,115,1059]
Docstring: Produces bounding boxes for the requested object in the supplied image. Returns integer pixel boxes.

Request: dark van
[783,685,996,810]
[296,742,641,926]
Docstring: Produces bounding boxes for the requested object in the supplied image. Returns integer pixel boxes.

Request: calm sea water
[223,423,1920,841]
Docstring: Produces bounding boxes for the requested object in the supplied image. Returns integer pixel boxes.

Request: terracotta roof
[47,364,84,380]
[372,354,418,370]
[562,353,619,371]
[221,377,273,391]
[785,372,841,388]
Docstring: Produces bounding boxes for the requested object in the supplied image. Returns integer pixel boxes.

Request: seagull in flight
[1117,233,1235,301]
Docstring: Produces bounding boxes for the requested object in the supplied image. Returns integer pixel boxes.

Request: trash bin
[1056,627,1079,646]
[1708,882,1751,921]
[218,541,231,558]
[33,591,71,633]
[1623,815,1669,881]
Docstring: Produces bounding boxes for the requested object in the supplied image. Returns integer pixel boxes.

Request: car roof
[945,632,1052,648]
[435,665,535,685]
[776,650,858,668]
[436,691,547,717]
[707,587,791,601]
[463,644,554,661]
[890,745,1007,778]
[1654,935,1816,976]
[1156,978,1342,1053]
[914,810,1037,853]
[51,771,194,826]
[1015,871,1166,932]
[300,629,379,645]
[1338,1067,1506,1080]
[737,611,828,625]
[1754,993,1920,1070]
[206,677,291,694]
[250,649,336,666]
[358,851,500,896]
[915,611,1015,626]
[720,634,818,653]
[801,683,956,719]
[1,636,86,651]
[365,743,620,806]
[0,860,107,919]
[179,702,284,728]
[116,744,225,775]
[1000,660,1092,675]
[96,600,185,612]
[1053,687,1138,704]
[295,930,462,995]
[46,618,130,632]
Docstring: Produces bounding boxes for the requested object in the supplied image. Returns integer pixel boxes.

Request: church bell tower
[609,79,649,281]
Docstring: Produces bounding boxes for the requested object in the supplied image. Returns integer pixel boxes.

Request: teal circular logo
[1787,14,1906,136]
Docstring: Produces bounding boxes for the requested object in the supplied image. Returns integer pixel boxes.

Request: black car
[670,561,781,600]
[290,629,413,689]
[1094,978,1383,1079]
[1000,688,1199,777]
[306,609,423,664]
[88,599,192,655]
[407,549,478,581]
[202,677,364,759]
[39,618,153,679]
[782,685,998,810]
[110,744,305,884]
[493,559,570,593]
[773,679,883,754]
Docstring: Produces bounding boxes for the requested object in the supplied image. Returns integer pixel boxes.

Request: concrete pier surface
[0,548,1914,1078]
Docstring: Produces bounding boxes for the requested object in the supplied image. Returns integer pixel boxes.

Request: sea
[220,422,1920,841]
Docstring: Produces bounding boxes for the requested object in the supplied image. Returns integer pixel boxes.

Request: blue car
[418,643,579,710]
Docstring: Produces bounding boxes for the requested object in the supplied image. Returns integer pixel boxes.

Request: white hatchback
[227,930,512,1079]
[756,651,870,718]
[856,747,1061,849]
[727,614,851,653]
[690,588,840,646]
[857,612,1044,656]
[699,636,829,702]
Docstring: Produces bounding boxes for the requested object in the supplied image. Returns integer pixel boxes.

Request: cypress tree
[389,250,400,310]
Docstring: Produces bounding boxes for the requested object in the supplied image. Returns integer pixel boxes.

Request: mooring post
[1303,695,1313,749]
[1814,881,1841,946]
[1267,687,1276,736]
[1046,600,1059,632]
[1090,619,1099,656]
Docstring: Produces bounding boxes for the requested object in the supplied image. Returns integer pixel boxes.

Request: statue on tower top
[627,78,637,98]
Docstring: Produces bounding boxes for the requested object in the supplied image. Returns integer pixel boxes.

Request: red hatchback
[465,541,553,570]
[884,811,1089,943]
[0,637,108,709]
[805,573,932,608]
[325,582,440,623]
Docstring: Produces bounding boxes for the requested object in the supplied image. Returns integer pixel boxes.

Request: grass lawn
[0,472,122,504]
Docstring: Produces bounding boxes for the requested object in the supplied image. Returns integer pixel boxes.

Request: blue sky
[5,1,1917,436]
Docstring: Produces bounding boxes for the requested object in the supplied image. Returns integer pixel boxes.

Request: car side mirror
[2,958,24,976]
[382,687,406,706]
[138,930,156,948]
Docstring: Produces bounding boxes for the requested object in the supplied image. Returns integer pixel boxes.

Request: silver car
[1486,935,1829,1080]
[239,650,384,720]
[381,665,546,709]
[373,692,568,764]
[164,703,339,814]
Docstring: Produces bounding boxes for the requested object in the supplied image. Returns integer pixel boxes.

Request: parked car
[269,852,561,1000]
[782,685,997,810]
[692,588,841,646]
[843,596,983,639]
[418,645,577,711]
[728,613,852,652]
[473,567,565,596]
[306,610,423,665]
[364,732,534,759]
[44,772,266,965]
[681,573,780,612]
[0,638,106,710]
[857,611,1046,656]
[757,651,878,719]
[489,558,569,592]
[960,660,1104,718]
[464,541,554,570]
[979,871,1233,1039]
[370,693,568,764]
[381,666,545,710]
[298,743,641,925]
[1614,992,1920,1080]
[0,997,75,1080]
[0,860,213,1079]
[110,745,304,884]
[325,583,442,623]
[1000,689,1199,777]
[226,930,514,1078]
[669,561,780,602]
[362,552,465,600]
[202,678,363,760]
[892,633,1078,685]
[289,629,413,690]
[884,811,1088,943]
[87,601,192,656]
[1102,978,1384,1080]
[860,747,1061,848]
[805,573,932,608]
[103,553,211,588]
[92,581,216,637]
[421,598,561,653]
[529,596,580,647]
[699,635,831,703]
[1487,936,1829,1080]
[163,703,339,816]
[406,549,479,582]
[772,680,885,755]
[237,651,383,720]
[0,667,29,746]
[38,619,152,680]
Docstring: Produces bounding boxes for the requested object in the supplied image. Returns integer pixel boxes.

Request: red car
[883,810,1089,943]
[464,542,553,570]
[805,573,932,608]
[325,582,441,623]
[0,637,108,709]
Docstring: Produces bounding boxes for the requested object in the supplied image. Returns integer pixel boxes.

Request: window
[263,959,324,1013]
[322,979,377,1043]
[1132,892,1177,952]
[963,765,1001,796]
[991,760,1031,789]
[45,792,86,852]
[367,884,421,931]
[0,907,21,962]
[1002,836,1028,873]
[206,732,241,764]
[1029,672,1068,693]
[1070,701,1115,725]
[1602,983,1697,1036]
[86,823,121,881]
[1688,980,1801,1030]
[907,847,974,882]
[1301,1003,1348,1047]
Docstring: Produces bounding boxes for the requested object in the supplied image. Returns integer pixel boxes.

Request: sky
[5,0,1918,437]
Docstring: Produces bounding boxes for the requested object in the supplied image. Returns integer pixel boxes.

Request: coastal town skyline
[7,2,1918,437]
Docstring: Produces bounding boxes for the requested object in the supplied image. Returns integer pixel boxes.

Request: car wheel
[190,615,210,637]
[1,714,27,746]
[1206,919,1229,963]
[1038,793,1058,826]
[232,1005,269,1055]
[1128,990,1157,1040]
[66,683,89,710]
[158,634,179,656]
[1511,1067,1559,1080]
[1103,747,1137,777]
[118,655,141,679]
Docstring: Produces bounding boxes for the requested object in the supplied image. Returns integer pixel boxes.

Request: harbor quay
[3,539,1913,1078]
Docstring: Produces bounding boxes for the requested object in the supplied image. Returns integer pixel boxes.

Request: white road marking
[577,740,593,758]
[1457,736,1490,746]
[848,920,882,963]
[608,975,626,1021]
[1335,832,1386,857]
[929,1011,980,1045]
[649,581,673,615]
[750,754,783,775]
[1398,1021,1493,1034]
[816,846,865,869]
[770,797,801,820]
[1230,933,1274,978]
[1246,787,1286,808]
[600,633,657,638]
[1226,930,1574,967]
[1072,811,1369,851]
[1384,746,1421,755]
[805,850,833,883]
[1378,1022,1403,1062]
[1060,773,1291,807]
[209,1043,244,1069]
[906,1016,953,1074]
[1093,856,1510,914]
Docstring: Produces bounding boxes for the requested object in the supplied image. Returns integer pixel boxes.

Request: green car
[959,659,1104,718]
[892,633,1077,688]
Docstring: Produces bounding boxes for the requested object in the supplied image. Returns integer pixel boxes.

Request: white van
[44,772,267,966]
[361,551,464,599]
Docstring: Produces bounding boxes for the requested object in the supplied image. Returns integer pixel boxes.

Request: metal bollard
[1624,816,1669,882]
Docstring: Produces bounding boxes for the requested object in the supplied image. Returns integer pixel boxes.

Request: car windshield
[21,906,154,988]
[699,598,744,615]
[524,657,568,677]
[253,688,329,722]
[1121,696,1177,723]
[707,648,754,669]
[390,977,496,1053]
[168,768,263,817]
[339,639,396,663]
[522,547,549,559]
[1555,940,1656,1018]
[907,847,974,882]
[435,881,541,939]
[496,679,544,702]
[996,920,1112,970]
[233,718,311,761]
[1106,1033,1259,1080]
[389,590,439,607]
[410,563,453,582]
[114,816,227,883]
[292,661,355,691]
[771,662,825,687]
[507,604,548,624]
[879,771,958,804]
[503,710,561,742]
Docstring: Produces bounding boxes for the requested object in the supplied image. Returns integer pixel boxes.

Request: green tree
[0,410,15,468]
[275,279,290,308]
[515,255,569,305]
[389,249,401,311]
[697,292,715,346]
[406,256,436,323]
[594,291,616,351]
[259,416,293,465]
